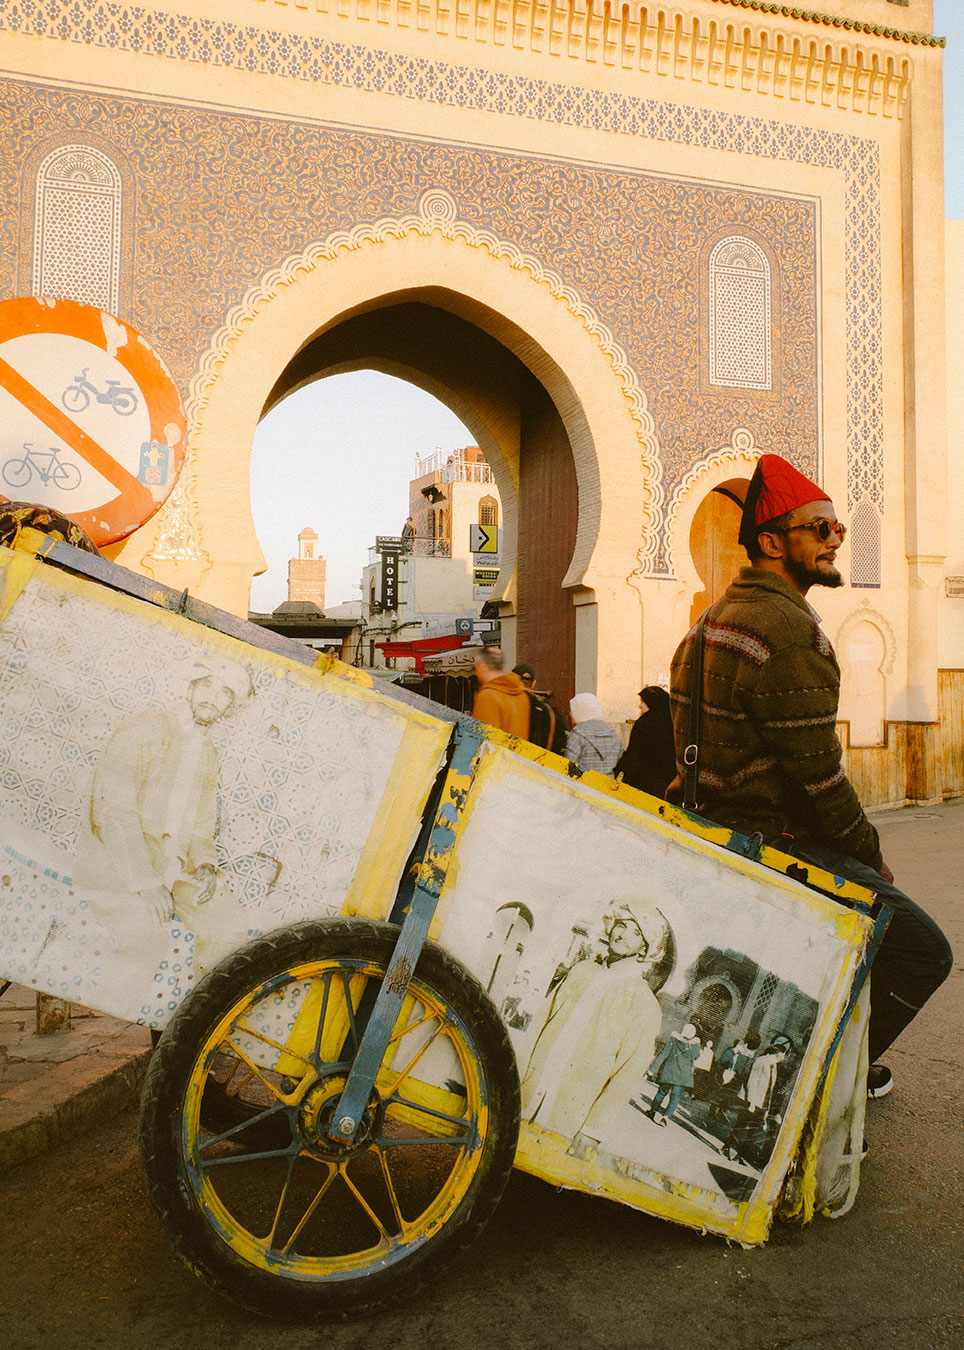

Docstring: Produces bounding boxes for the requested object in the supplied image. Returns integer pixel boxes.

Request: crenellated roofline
[256,1,941,50]
[704,0,942,47]
[245,1,928,116]
[0,2,936,119]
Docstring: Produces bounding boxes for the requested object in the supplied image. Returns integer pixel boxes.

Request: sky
[249,372,471,611]
[249,2,964,613]
[936,0,964,217]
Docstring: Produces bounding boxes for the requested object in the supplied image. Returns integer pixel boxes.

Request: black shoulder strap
[681,606,714,813]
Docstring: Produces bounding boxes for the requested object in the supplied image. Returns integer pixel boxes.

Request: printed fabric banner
[431,740,873,1244]
[0,550,449,1026]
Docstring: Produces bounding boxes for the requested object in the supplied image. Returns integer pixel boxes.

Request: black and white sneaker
[867,1064,893,1100]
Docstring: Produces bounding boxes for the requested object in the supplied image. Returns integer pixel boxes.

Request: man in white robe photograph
[81,655,256,1007]
[520,899,671,1145]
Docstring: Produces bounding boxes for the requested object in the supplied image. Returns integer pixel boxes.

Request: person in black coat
[614,685,677,799]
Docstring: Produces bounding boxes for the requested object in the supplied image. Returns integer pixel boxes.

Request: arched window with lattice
[850,497,882,589]
[708,236,772,391]
[478,494,499,529]
[32,144,122,311]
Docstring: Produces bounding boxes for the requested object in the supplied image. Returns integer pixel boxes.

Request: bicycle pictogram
[2,443,82,491]
[61,368,138,416]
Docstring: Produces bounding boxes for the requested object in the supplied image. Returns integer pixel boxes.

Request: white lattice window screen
[33,145,121,311]
[709,237,772,391]
[850,497,882,589]
[479,496,498,528]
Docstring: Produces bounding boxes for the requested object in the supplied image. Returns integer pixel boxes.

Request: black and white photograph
[436,746,870,1235]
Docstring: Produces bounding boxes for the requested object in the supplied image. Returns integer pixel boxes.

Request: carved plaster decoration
[140,452,207,571]
[703,0,938,50]
[656,426,761,579]
[708,238,772,391]
[849,496,882,590]
[188,187,667,570]
[2,3,878,555]
[237,2,921,106]
[834,601,897,678]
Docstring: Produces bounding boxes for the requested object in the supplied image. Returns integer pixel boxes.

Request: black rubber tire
[139,918,520,1320]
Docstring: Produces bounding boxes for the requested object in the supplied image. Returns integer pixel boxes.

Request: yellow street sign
[470,524,498,553]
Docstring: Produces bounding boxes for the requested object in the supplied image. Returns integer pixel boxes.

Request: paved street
[1,800,962,1350]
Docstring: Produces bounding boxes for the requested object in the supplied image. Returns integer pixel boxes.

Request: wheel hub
[298,1075,382,1158]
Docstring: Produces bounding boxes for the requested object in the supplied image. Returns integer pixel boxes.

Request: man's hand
[877,860,895,883]
[140,884,175,925]
[194,863,218,903]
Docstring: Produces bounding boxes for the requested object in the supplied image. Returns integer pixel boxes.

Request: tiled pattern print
[0,572,413,1022]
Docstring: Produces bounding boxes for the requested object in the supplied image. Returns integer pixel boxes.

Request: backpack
[527,693,566,754]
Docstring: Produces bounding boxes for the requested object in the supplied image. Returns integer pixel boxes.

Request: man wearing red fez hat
[667,454,951,1104]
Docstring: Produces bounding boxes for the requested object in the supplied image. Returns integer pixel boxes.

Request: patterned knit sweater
[666,568,883,870]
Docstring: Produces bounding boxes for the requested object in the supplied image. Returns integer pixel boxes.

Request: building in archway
[1,1,958,804]
[363,445,502,678]
[288,527,327,610]
[248,525,360,659]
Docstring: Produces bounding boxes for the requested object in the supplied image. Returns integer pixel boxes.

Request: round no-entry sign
[0,296,186,545]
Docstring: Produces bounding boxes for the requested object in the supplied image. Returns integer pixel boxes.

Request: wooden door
[688,480,749,628]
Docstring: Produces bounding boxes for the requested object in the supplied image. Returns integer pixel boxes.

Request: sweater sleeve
[745,643,883,871]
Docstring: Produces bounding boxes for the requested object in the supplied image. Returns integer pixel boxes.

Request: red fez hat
[738,455,831,550]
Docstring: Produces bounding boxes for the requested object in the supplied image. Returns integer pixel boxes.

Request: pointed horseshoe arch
[136,212,656,705]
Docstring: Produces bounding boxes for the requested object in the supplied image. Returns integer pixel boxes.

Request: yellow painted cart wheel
[139,919,520,1320]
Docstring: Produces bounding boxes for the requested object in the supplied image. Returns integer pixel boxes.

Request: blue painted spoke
[373,1146,406,1235]
[198,1141,302,1168]
[387,1093,471,1132]
[277,1162,342,1255]
[197,1106,291,1154]
[266,1153,303,1251]
[309,969,336,1066]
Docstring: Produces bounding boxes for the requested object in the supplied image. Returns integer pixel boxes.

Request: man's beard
[785,553,844,590]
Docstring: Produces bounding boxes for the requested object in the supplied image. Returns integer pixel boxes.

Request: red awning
[375,633,470,674]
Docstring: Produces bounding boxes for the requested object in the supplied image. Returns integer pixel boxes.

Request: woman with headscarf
[565,692,623,776]
[643,1021,702,1126]
[614,685,677,799]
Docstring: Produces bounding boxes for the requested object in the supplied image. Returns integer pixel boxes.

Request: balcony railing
[406,536,451,557]
[414,449,494,485]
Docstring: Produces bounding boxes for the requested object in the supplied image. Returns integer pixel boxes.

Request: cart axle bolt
[337,1116,356,1136]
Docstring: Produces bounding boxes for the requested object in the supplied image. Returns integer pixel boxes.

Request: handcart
[0,526,888,1320]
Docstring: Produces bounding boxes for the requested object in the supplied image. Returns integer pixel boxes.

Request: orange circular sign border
[0,296,186,545]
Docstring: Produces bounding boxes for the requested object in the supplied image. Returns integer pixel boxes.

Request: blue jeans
[786,840,953,1063]
[651,1083,685,1118]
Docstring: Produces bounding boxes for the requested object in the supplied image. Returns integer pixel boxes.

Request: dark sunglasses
[779,518,847,543]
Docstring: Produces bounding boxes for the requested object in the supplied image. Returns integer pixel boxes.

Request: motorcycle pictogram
[61,368,138,416]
